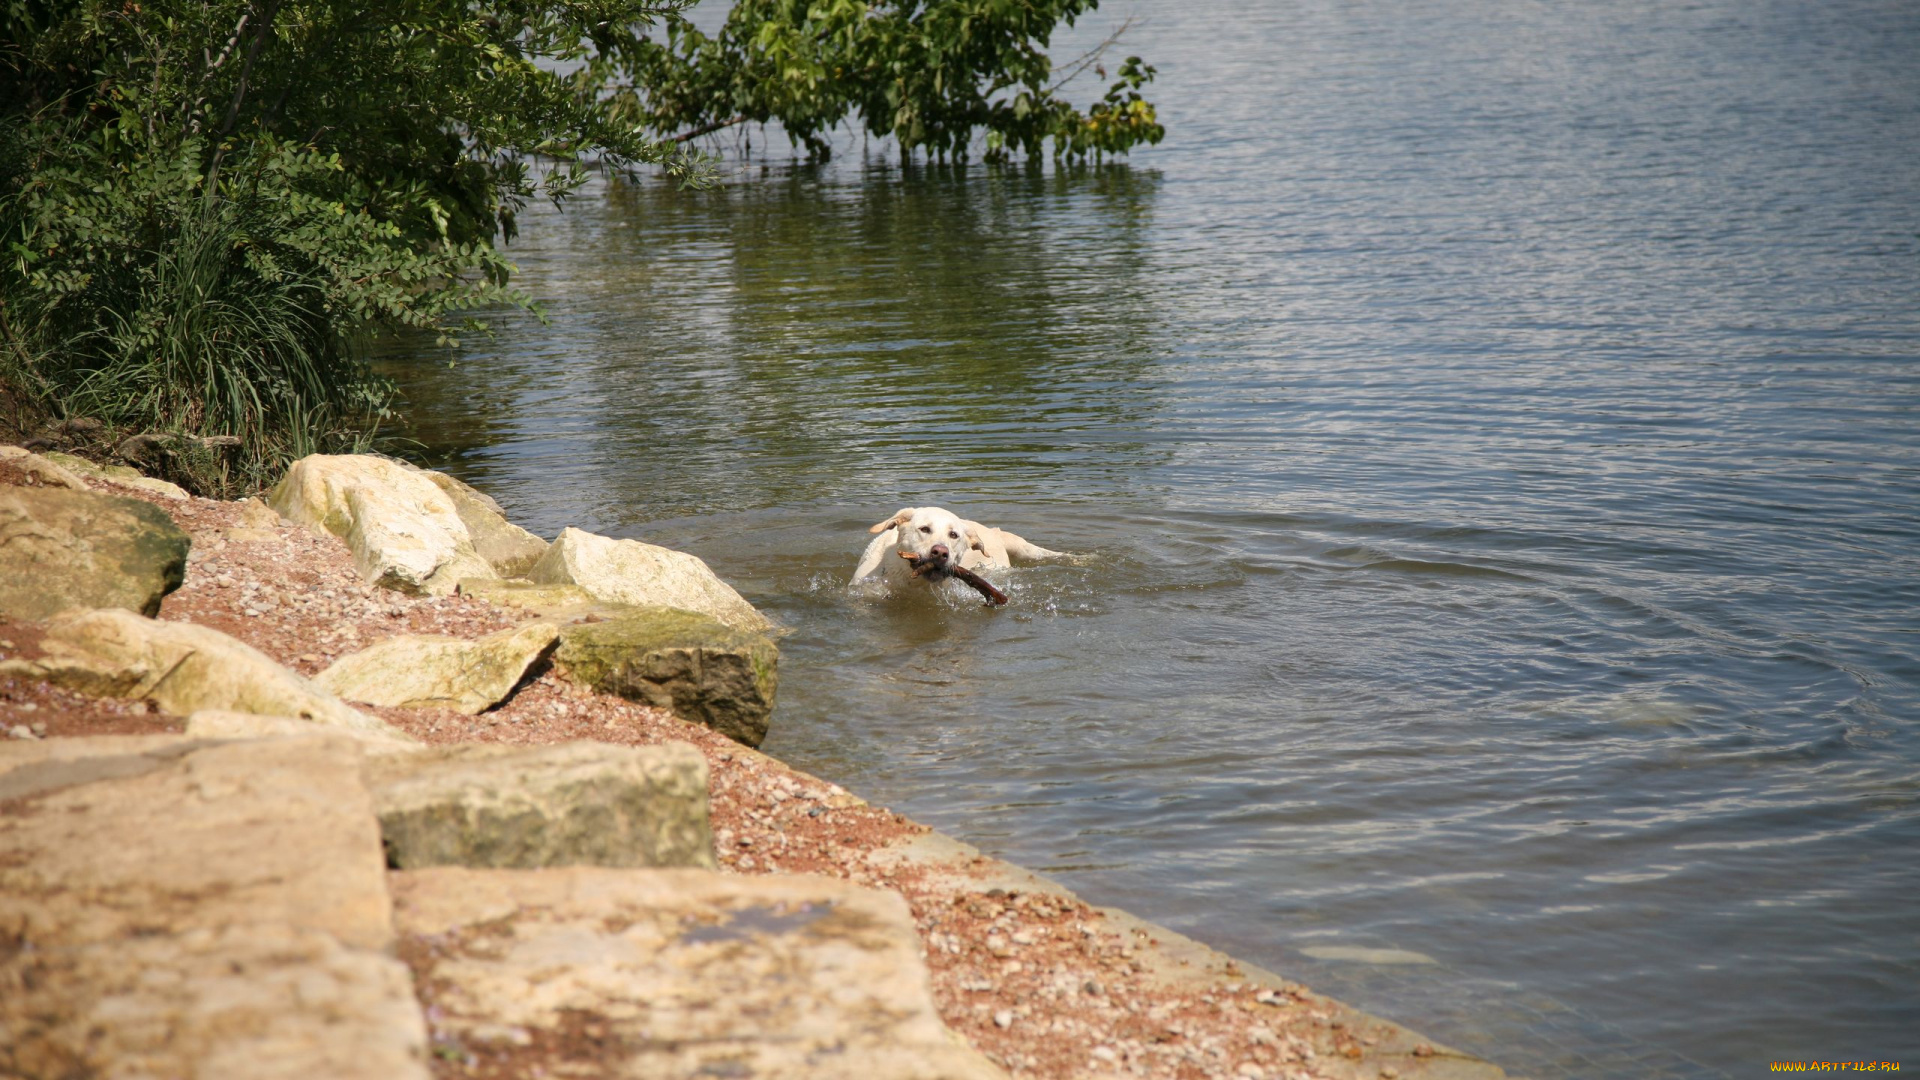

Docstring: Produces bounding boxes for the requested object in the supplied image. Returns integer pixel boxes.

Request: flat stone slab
[314,621,559,715]
[457,578,600,616]
[0,735,395,951]
[0,482,190,621]
[392,866,1006,1080]
[1,924,429,1080]
[367,741,716,870]
[184,709,422,755]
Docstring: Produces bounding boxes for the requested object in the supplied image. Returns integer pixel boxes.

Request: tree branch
[674,114,747,142]
[1046,16,1137,94]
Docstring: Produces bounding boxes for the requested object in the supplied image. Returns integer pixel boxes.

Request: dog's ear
[968,536,984,551]
[869,508,913,534]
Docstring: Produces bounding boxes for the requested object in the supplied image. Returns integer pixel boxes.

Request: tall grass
[4,194,393,496]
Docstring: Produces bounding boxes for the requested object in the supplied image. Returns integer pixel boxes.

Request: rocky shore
[0,446,1511,1080]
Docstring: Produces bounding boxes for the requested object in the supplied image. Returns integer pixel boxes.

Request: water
[382,0,1920,1074]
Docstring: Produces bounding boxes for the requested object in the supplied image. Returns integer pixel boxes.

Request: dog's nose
[930,543,950,561]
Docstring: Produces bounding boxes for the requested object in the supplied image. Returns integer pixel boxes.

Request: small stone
[1380,1069,1400,1079]
[992,1010,1014,1030]
[1412,1044,1434,1058]
[29,722,47,737]
[0,639,14,649]
[7,724,37,740]
[1091,1046,1119,1063]
[1083,980,1104,997]
[1237,1064,1264,1078]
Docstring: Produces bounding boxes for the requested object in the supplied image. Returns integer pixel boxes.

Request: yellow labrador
[852,506,1066,586]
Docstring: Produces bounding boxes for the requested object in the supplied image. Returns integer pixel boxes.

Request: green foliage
[0,0,702,494]
[603,0,1164,162]
[0,0,1165,494]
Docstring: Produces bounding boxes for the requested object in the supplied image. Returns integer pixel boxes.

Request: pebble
[993,1010,1014,1030]
[30,721,47,737]
[7,724,37,740]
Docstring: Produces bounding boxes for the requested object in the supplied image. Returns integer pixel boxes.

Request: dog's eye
[949,530,958,539]
[919,525,932,534]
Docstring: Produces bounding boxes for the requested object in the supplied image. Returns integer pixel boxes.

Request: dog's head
[870,506,975,573]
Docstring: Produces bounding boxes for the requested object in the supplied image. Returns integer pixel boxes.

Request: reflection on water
[381,1,1920,1076]
[394,165,1170,520]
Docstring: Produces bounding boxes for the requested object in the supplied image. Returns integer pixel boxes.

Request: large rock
[185,709,421,756]
[314,621,560,715]
[555,607,778,747]
[366,741,715,870]
[0,484,190,621]
[527,526,773,633]
[0,736,427,1080]
[417,468,550,578]
[0,444,88,490]
[0,608,411,740]
[268,453,495,595]
[457,578,599,617]
[41,449,191,500]
[0,736,396,950]
[391,867,1006,1080]
[0,925,430,1080]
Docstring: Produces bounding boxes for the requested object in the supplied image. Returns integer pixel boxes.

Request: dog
[852,506,1066,588]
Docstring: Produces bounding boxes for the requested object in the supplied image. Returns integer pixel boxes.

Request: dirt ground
[1,460,1389,1080]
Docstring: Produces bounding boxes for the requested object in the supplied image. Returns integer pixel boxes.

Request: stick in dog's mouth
[898,550,1010,606]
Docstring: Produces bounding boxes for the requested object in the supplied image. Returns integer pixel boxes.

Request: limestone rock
[268,453,495,595]
[0,484,190,621]
[314,622,559,715]
[367,741,715,870]
[555,607,778,747]
[42,449,191,500]
[391,867,1006,1080]
[0,444,88,489]
[527,526,772,633]
[0,925,430,1080]
[185,709,421,756]
[420,469,550,578]
[0,608,410,740]
[236,496,284,528]
[0,735,396,950]
[0,736,425,1079]
[457,578,598,616]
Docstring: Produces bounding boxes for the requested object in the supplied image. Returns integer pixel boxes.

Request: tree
[0,0,1161,493]
[603,0,1164,162]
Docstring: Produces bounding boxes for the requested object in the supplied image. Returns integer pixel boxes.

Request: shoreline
[0,449,1511,1080]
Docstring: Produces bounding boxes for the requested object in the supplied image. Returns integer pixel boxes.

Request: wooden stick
[898,551,1009,606]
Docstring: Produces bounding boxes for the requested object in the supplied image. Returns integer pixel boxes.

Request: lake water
[383,0,1920,1074]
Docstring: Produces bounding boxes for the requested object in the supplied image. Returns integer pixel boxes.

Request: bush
[0,0,700,495]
